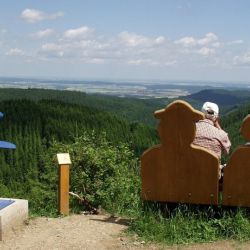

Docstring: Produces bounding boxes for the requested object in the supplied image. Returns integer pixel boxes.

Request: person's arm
[214,118,222,130]
[214,117,231,154]
[221,134,231,154]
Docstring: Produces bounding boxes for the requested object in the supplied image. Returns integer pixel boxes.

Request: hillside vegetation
[1,88,250,245]
[186,89,250,105]
[184,89,250,115]
[0,98,157,213]
[0,88,168,126]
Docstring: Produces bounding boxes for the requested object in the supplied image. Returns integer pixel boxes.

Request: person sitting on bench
[192,102,231,178]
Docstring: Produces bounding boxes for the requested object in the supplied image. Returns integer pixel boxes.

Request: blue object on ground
[0,112,16,149]
[0,199,15,210]
[0,141,16,149]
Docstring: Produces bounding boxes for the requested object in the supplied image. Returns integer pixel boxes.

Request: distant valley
[1,77,250,99]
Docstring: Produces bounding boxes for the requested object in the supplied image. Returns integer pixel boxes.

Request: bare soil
[0,214,249,250]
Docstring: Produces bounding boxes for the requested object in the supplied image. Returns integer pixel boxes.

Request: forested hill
[186,89,250,106]
[0,99,158,155]
[0,87,249,153]
[0,88,168,126]
[222,102,250,148]
[0,98,158,207]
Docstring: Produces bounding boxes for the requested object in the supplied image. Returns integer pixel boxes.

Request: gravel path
[0,214,249,250]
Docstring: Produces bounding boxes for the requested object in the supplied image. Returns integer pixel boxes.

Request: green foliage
[220,102,250,162]
[0,98,157,214]
[9,131,141,216]
[0,88,167,126]
[42,133,141,215]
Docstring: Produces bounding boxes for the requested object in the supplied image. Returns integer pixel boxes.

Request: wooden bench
[223,115,250,207]
[141,100,250,207]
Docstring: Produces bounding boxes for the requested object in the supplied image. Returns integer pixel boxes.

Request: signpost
[56,153,71,215]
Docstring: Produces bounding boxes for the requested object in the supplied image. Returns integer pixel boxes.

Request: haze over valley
[1,77,250,99]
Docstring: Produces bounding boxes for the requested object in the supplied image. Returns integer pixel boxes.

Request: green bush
[37,132,141,215]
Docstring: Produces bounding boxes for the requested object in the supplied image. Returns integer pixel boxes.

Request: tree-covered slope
[186,89,250,106]
[221,102,250,150]
[180,88,250,117]
[0,88,169,126]
[0,99,158,203]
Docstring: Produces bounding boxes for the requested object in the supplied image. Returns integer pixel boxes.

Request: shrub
[37,132,141,215]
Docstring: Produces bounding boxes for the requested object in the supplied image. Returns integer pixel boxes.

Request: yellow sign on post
[57,153,71,215]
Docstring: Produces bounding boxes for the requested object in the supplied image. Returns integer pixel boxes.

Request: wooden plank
[58,164,69,215]
[141,100,219,205]
[223,115,250,207]
[223,147,250,206]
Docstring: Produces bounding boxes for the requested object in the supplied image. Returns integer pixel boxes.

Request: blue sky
[1,0,250,83]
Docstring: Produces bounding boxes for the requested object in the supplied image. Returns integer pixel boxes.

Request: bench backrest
[141,100,220,205]
[223,115,250,207]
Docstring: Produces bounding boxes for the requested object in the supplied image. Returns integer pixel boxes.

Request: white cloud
[40,40,91,59]
[197,32,218,45]
[155,36,165,44]
[127,59,158,66]
[234,51,250,66]
[39,43,65,58]
[32,28,247,71]
[197,47,215,56]
[33,29,54,38]
[64,26,94,39]
[42,43,62,51]
[174,36,196,47]
[118,31,165,47]
[211,42,220,48]
[6,48,25,56]
[21,9,63,23]
[38,30,215,66]
[175,33,218,47]
[40,38,107,56]
[119,31,148,47]
[88,58,105,64]
[42,43,58,50]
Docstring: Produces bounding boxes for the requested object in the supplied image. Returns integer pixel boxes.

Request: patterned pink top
[192,119,231,159]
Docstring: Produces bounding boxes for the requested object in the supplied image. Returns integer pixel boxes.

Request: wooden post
[57,153,71,215]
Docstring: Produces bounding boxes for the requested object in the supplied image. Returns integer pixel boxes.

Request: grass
[128,202,250,245]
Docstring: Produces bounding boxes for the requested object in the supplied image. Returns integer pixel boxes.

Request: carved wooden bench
[223,114,250,207]
[141,100,250,207]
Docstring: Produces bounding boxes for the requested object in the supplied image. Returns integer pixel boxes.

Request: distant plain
[1,77,250,99]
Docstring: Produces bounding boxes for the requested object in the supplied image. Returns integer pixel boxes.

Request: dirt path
[0,214,249,250]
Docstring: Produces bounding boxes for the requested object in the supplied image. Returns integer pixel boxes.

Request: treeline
[0,99,158,202]
[222,102,250,150]
[0,88,168,126]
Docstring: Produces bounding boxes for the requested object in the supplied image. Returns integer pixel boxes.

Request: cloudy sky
[1,0,250,82]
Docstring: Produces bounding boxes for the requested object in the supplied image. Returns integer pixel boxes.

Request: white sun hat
[201,102,219,117]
